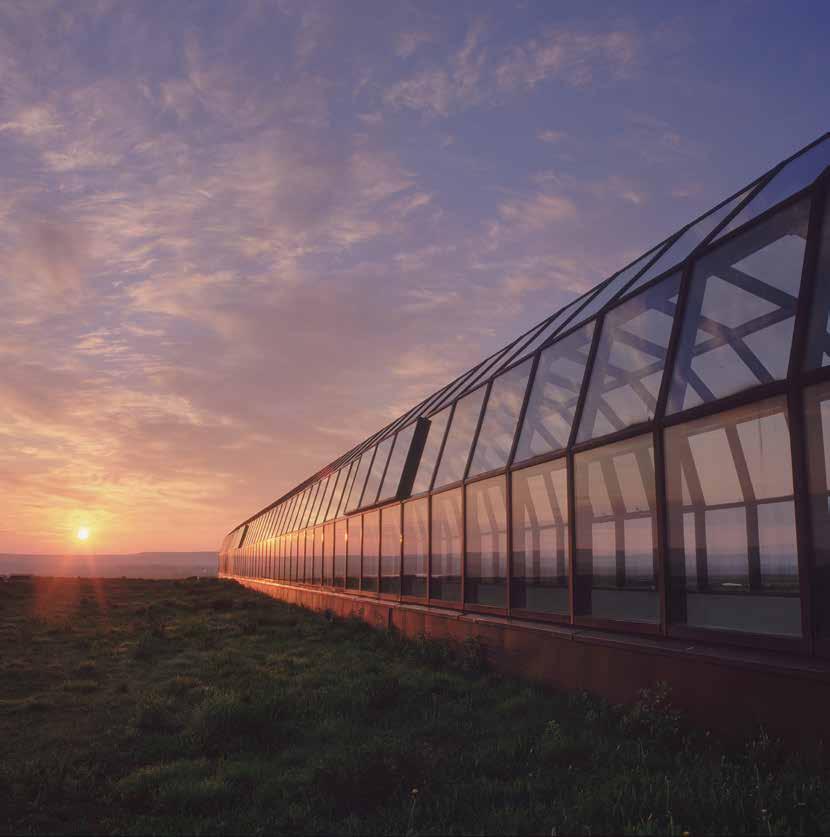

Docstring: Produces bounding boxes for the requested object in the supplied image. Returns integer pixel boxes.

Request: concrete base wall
[225,575,830,746]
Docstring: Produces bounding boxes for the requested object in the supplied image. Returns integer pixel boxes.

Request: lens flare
[76,527,90,541]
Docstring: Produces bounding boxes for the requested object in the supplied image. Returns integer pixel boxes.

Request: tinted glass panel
[333,520,347,586]
[574,434,658,623]
[714,137,829,242]
[324,522,334,585]
[411,408,451,495]
[433,387,487,488]
[465,476,507,607]
[362,510,379,591]
[511,459,569,614]
[514,324,595,463]
[380,505,401,595]
[361,436,394,508]
[805,201,830,370]
[347,515,361,590]
[378,423,416,503]
[346,451,373,512]
[431,488,462,601]
[578,273,680,442]
[666,398,800,636]
[468,360,532,477]
[805,382,830,636]
[403,498,428,598]
[667,199,809,414]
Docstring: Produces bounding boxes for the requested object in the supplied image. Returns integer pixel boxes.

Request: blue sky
[0,0,827,552]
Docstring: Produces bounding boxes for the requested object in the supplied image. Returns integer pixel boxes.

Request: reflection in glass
[667,199,810,413]
[324,522,334,585]
[362,510,379,591]
[411,408,451,494]
[431,488,463,601]
[346,451,373,512]
[325,469,345,522]
[378,423,416,503]
[574,435,658,622]
[514,324,595,462]
[512,459,569,614]
[433,388,487,489]
[465,476,507,607]
[666,398,801,636]
[578,273,680,442]
[380,505,401,595]
[347,515,361,589]
[403,498,428,598]
[468,360,532,477]
[805,383,830,636]
[333,521,346,586]
[805,201,830,369]
[361,436,394,508]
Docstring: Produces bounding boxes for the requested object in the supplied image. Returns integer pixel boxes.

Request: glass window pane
[465,476,508,607]
[362,510,379,591]
[411,408,451,495]
[325,470,344,522]
[313,526,323,585]
[360,436,394,508]
[805,382,830,637]
[324,522,334,585]
[333,520,347,587]
[666,397,801,636]
[316,476,337,525]
[805,200,830,370]
[714,137,830,242]
[511,459,570,614]
[332,463,353,519]
[667,198,810,414]
[340,460,361,516]
[433,387,487,489]
[378,423,417,503]
[380,505,401,595]
[346,451,373,513]
[431,488,462,601]
[468,360,533,477]
[347,515,361,590]
[574,434,658,623]
[625,187,753,298]
[578,273,680,442]
[514,324,595,463]
[403,498,429,598]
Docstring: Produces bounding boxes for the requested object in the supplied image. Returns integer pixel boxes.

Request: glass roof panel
[340,456,362,514]
[324,469,345,522]
[315,474,338,525]
[378,422,417,503]
[346,447,374,512]
[713,137,829,243]
[433,386,487,489]
[411,407,451,495]
[360,435,395,508]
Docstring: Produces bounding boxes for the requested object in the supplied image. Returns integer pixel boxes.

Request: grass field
[1,576,828,835]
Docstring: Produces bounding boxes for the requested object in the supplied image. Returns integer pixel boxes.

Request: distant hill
[0,552,217,579]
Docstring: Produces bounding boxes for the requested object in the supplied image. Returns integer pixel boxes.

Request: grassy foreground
[1,577,828,835]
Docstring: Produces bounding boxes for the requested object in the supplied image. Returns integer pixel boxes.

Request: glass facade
[220,133,830,656]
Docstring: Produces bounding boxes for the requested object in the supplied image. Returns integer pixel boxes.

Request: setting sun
[76,527,90,541]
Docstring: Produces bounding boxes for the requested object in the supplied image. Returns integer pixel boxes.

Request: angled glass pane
[714,137,829,242]
[341,458,362,514]
[433,386,487,489]
[431,488,462,601]
[805,381,830,637]
[514,323,595,462]
[465,475,508,607]
[300,483,319,529]
[332,462,354,519]
[578,272,680,442]
[512,296,586,362]
[666,398,800,636]
[403,498,428,598]
[805,199,830,370]
[361,510,379,591]
[456,343,516,399]
[430,363,488,413]
[511,459,569,614]
[360,435,394,508]
[667,198,810,414]
[307,479,327,526]
[284,495,299,533]
[294,489,312,531]
[468,359,533,477]
[346,515,361,589]
[574,434,658,623]
[378,423,417,503]
[324,469,345,522]
[625,187,753,298]
[411,407,451,495]
[346,450,373,512]
[315,476,337,526]
[380,505,401,595]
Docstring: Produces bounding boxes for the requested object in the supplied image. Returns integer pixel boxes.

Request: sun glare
[76,527,90,541]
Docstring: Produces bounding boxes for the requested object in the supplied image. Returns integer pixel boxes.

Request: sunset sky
[1,1,827,554]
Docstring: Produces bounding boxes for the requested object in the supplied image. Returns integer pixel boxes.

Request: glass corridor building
[220,134,830,676]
